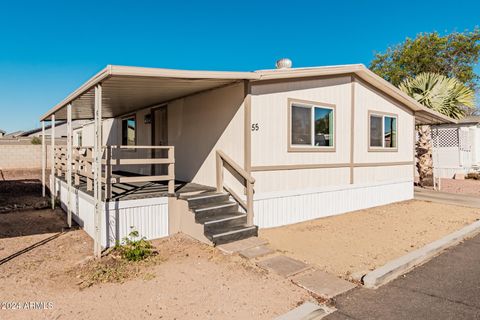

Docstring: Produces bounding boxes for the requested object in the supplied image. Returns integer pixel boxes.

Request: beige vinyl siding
[251,76,352,166]
[96,82,245,183]
[253,167,350,193]
[77,118,116,147]
[168,82,245,188]
[353,79,414,164]
[250,77,351,192]
[353,165,413,184]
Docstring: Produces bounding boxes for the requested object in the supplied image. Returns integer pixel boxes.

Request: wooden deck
[58,171,215,201]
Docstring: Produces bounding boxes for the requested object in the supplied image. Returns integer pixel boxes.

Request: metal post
[41,121,46,197]
[50,115,56,209]
[93,84,103,258]
[67,103,72,228]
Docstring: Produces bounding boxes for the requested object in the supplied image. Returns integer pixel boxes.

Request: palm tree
[399,73,475,186]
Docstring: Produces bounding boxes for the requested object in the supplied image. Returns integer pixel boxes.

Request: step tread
[206,224,258,239]
[191,201,237,211]
[180,192,227,201]
[199,212,247,225]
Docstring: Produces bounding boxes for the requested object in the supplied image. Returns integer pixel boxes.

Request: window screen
[291,106,312,145]
[370,115,383,147]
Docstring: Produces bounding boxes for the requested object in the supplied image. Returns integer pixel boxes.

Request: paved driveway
[326,234,480,320]
[415,187,480,208]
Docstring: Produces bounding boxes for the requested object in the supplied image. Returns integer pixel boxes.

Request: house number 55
[251,123,259,131]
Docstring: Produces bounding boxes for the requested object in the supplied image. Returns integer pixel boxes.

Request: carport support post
[50,115,55,209]
[93,84,103,258]
[66,103,72,228]
[41,121,46,197]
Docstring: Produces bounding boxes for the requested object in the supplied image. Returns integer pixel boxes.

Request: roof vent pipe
[275,58,292,69]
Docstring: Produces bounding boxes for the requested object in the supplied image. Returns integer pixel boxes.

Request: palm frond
[399,72,475,119]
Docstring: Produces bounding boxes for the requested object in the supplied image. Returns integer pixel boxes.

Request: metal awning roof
[40,64,457,125]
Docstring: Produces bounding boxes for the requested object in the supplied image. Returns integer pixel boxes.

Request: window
[122,116,136,145]
[290,102,335,149]
[369,112,397,150]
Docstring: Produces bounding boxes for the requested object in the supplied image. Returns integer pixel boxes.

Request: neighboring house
[431,116,480,178]
[39,63,453,249]
[3,130,25,138]
[20,120,89,138]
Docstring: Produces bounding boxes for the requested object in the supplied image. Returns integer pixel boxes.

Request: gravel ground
[261,200,480,280]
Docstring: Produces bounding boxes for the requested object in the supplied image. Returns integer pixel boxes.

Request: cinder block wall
[0,145,52,169]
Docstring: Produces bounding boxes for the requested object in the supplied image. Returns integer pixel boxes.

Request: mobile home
[39,63,454,254]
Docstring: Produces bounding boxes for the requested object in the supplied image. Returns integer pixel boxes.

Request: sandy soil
[260,200,480,279]
[0,209,309,320]
[439,178,480,196]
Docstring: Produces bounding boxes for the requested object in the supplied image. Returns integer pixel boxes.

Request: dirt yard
[260,200,480,280]
[0,179,49,213]
[0,207,309,320]
[439,178,480,196]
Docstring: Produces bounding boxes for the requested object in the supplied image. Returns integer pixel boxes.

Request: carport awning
[40,64,457,125]
[40,65,257,121]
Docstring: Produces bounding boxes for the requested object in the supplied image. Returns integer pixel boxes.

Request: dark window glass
[370,115,383,147]
[384,116,397,148]
[122,117,136,145]
[314,107,334,147]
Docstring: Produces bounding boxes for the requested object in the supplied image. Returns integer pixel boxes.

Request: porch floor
[58,171,215,201]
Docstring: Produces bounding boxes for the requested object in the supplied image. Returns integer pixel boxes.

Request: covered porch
[39,66,257,256]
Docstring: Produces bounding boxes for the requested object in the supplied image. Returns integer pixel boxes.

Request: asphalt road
[326,234,480,320]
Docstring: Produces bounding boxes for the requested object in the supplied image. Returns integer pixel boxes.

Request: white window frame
[288,99,336,152]
[368,111,398,151]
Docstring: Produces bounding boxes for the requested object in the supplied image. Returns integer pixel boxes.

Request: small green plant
[119,227,153,261]
[31,136,41,145]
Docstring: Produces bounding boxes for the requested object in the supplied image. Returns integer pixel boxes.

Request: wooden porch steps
[180,192,258,246]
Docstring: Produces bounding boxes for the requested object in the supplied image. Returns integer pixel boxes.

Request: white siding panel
[105,199,169,247]
[254,180,413,228]
[56,178,169,248]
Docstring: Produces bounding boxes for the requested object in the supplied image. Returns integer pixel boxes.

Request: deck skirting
[54,177,169,248]
[253,180,413,228]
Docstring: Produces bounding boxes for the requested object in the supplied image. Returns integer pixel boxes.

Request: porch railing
[54,145,175,200]
[215,150,255,226]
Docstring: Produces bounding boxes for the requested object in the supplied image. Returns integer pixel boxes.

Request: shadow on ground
[0,179,71,239]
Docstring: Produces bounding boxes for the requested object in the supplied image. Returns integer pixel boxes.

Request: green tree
[399,73,475,186]
[370,29,480,89]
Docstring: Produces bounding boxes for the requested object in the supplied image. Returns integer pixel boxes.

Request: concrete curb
[363,219,480,289]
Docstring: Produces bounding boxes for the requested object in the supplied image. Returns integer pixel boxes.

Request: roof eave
[39,65,260,121]
[40,66,112,121]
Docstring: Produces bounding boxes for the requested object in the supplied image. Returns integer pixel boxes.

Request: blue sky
[0,0,479,133]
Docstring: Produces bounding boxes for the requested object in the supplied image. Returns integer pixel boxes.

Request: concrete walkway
[325,234,480,320]
[219,238,356,301]
[414,187,480,208]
